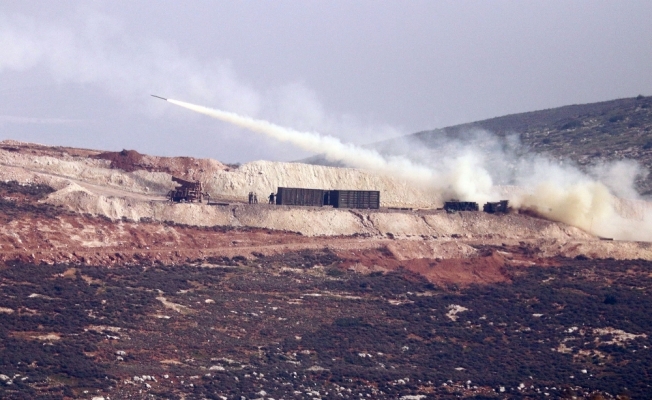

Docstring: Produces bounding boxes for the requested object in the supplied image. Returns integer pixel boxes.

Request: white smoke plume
[167,99,435,183]
[166,98,652,242]
[168,98,499,204]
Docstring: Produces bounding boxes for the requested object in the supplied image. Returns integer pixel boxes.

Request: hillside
[2,141,652,398]
[304,95,652,194]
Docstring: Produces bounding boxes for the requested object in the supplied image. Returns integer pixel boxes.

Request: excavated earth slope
[2,140,652,279]
[0,140,439,207]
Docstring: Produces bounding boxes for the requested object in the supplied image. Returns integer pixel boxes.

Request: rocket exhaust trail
[156,97,652,241]
[163,98,434,184]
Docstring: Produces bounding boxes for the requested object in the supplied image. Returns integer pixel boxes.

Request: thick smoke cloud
[167,98,652,242]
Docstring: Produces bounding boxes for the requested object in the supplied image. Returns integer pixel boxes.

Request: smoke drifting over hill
[166,98,651,241]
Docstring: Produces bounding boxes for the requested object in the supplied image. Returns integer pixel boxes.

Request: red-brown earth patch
[92,149,229,179]
[335,244,564,287]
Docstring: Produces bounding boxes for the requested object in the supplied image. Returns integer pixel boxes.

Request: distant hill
[302,95,652,195]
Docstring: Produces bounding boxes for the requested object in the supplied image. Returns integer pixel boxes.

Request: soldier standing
[248,191,253,204]
[268,192,276,204]
[253,193,258,204]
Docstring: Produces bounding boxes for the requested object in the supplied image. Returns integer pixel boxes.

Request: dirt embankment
[0,140,441,207]
[3,140,652,287]
[3,183,652,288]
[93,148,230,178]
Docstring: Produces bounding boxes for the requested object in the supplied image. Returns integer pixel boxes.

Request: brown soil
[93,149,151,172]
[92,148,229,180]
[335,245,562,287]
[338,249,507,286]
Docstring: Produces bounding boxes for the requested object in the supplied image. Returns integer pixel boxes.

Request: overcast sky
[1,1,651,163]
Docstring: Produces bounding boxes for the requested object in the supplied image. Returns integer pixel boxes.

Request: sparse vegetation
[0,180,55,198]
[1,258,651,398]
[0,181,68,223]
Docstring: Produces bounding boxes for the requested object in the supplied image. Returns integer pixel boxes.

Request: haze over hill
[304,95,652,193]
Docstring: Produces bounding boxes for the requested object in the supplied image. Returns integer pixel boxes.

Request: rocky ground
[1,141,652,399]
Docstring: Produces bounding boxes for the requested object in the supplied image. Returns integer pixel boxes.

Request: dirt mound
[337,247,514,287]
[93,149,150,172]
[93,149,229,178]
[336,243,569,287]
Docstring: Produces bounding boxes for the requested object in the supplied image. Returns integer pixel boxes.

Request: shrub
[334,317,363,327]
[604,294,617,304]
[560,120,581,130]
[326,267,345,277]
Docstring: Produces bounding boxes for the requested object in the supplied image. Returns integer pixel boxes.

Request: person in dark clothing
[253,193,258,204]
[269,192,276,204]
[248,191,253,204]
